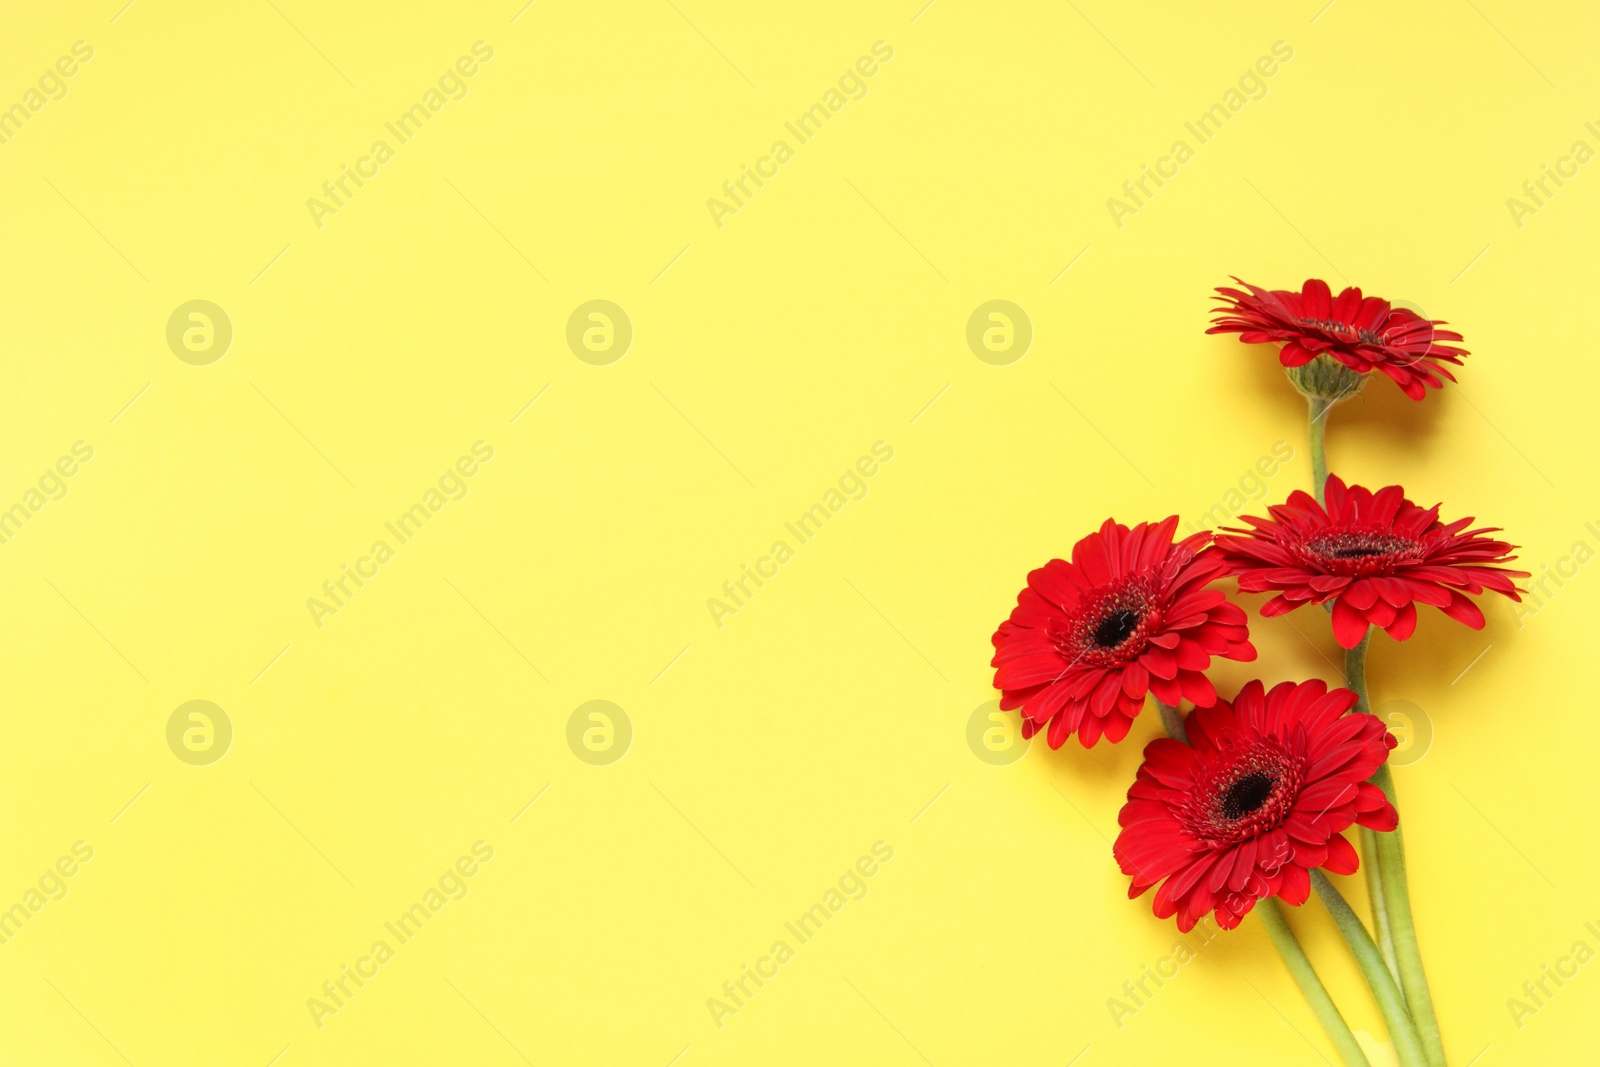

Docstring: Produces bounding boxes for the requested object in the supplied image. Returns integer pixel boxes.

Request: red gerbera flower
[989,517,1256,749]
[1114,679,1397,932]
[1208,277,1467,400]
[1212,476,1528,649]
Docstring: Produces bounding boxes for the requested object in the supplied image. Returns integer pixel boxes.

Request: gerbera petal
[1179,671,1218,707]
[1121,661,1150,698]
[1384,601,1418,641]
[1278,864,1311,906]
[1323,833,1359,876]
[1279,340,1316,367]
[1302,278,1333,318]
[1330,596,1371,649]
[1102,712,1136,745]
[1440,590,1487,629]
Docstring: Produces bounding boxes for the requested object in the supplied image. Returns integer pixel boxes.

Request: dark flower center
[1052,577,1162,666]
[1326,545,1387,558]
[1301,531,1420,575]
[1178,740,1305,847]
[1292,316,1386,346]
[1093,609,1141,649]
[1220,772,1275,820]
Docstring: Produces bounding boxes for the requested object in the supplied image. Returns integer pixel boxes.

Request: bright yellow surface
[1,1,1595,1064]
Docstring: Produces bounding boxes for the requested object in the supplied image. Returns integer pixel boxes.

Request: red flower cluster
[986,275,1518,946]
[1208,278,1467,400]
[1114,680,1397,932]
[1213,476,1528,648]
[990,518,1255,749]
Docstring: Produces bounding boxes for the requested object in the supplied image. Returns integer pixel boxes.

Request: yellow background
[1,0,1595,1063]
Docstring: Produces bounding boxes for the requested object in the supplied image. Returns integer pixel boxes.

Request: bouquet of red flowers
[990,278,1526,1067]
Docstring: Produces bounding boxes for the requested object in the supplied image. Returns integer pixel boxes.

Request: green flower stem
[1345,634,1403,991]
[1257,900,1373,1067]
[1309,397,1331,504]
[1360,824,1402,989]
[1157,700,1188,744]
[1345,633,1447,1067]
[1156,701,1370,1066]
[1312,871,1430,1067]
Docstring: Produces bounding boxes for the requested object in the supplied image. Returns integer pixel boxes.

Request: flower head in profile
[1212,476,1527,648]
[1114,679,1397,932]
[989,517,1255,749]
[1208,277,1467,400]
